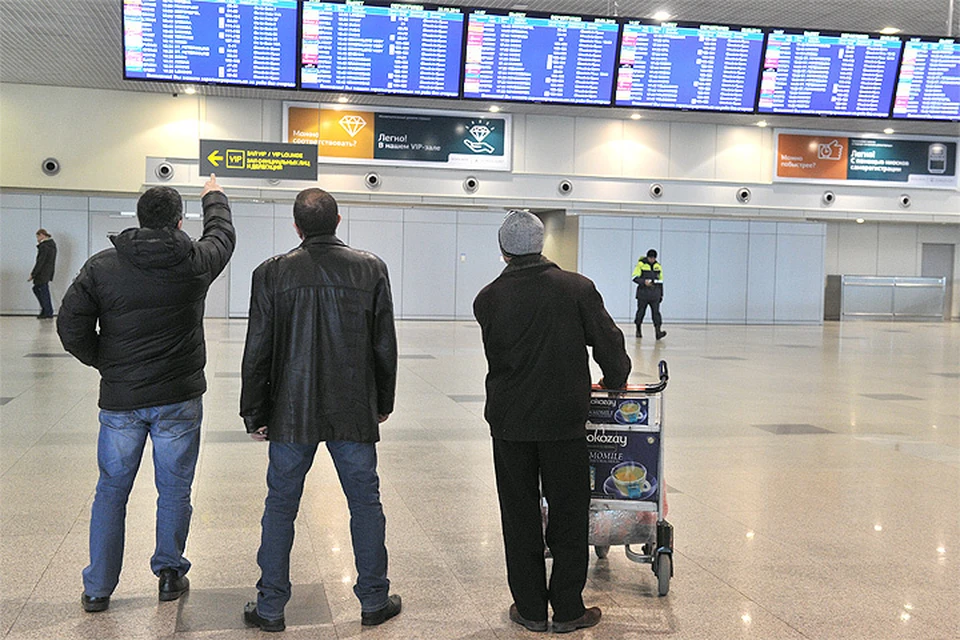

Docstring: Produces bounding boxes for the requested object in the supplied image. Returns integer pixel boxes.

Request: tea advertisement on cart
[587,428,660,503]
[587,396,649,425]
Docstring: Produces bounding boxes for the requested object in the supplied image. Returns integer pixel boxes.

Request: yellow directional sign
[200,139,318,180]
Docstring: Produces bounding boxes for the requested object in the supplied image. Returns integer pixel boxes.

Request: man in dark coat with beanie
[473,211,631,634]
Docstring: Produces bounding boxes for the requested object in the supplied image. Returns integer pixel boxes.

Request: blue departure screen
[123,0,297,87]
[614,22,765,112]
[300,1,464,97]
[463,11,620,105]
[892,37,960,121]
[757,30,902,117]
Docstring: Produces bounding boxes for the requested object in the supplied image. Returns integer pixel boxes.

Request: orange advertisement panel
[287,107,320,145]
[318,109,374,159]
[777,134,849,180]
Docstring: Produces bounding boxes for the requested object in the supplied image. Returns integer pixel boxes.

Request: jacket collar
[300,234,345,248]
[503,253,556,274]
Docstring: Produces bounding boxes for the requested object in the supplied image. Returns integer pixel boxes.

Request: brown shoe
[552,607,601,633]
[509,604,547,632]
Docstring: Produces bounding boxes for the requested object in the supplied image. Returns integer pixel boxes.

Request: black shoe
[635,328,642,338]
[553,607,601,633]
[361,594,402,626]
[158,568,189,601]
[655,329,667,340]
[509,604,547,632]
[81,593,110,613]
[244,602,285,632]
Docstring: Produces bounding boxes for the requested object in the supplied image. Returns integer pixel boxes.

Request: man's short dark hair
[294,188,339,236]
[137,187,183,229]
[646,249,658,259]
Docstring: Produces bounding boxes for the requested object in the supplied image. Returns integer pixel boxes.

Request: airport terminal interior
[2,0,960,638]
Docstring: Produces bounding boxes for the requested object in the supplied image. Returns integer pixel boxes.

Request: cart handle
[593,360,668,393]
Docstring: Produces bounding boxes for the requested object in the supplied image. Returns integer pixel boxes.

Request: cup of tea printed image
[617,401,642,423]
[611,461,650,498]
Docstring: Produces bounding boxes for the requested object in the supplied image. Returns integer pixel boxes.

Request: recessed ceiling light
[630,113,642,120]
[756,120,768,128]
[856,218,866,224]
[883,128,895,135]
[184,87,197,95]
[652,11,672,21]
[337,96,349,103]
[879,27,901,35]
[489,105,501,113]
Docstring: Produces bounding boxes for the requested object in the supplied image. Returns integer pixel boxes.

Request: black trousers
[492,437,589,623]
[635,299,662,331]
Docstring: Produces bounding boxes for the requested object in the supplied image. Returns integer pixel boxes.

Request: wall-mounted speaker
[41,157,61,176]
[364,172,381,189]
[558,179,573,195]
[155,162,175,181]
[463,176,479,193]
[736,187,752,204]
[649,183,664,199]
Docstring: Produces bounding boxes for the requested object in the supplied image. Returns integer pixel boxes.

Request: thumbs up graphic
[817,139,843,160]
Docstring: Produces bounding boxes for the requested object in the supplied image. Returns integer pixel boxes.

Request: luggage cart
[587,360,673,596]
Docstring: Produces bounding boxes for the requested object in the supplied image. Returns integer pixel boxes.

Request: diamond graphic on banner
[469,125,491,142]
[339,115,367,138]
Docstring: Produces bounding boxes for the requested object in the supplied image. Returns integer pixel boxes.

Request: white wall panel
[668,124,716,180]
[660,227,710,322]
[825,223,840,274]
[837,223,880,275]
[0,208,42,313]
[455,221,504,318]
[201,96,263,141]
[89,212,135,255]
[574,118,623,177]
[402,221,457,318]
[622,120,670,179]
[512,114,526,172]
[272,213,302,255]
[707,231,748,322]
[775,233,824,322]
[229,216,275,316]
[714,126,764,183]
[746,231,777,323]
[579,225,635,322]
[524,115,575,175]
[878,225,920,275]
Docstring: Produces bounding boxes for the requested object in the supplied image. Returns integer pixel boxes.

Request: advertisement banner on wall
[284,102,512,171]
[774,130,958,189]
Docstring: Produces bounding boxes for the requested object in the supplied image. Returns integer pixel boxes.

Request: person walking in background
[57,175,235,613]
[240,188,400,632]
[473,211,631,634]
[29,228,57,318]
[633,249,666,340]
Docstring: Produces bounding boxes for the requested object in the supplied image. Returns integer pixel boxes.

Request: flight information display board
[123,0,298,87]
[892,37,960,121]
[463,10,620,105]
[757,30,903,118]
[614,21,765,112]
[300,0,465,97]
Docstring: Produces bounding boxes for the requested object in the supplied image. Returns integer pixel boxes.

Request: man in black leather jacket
[57,175,235,613]
[240,188,400,632]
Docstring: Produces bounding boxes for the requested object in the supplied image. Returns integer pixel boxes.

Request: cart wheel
[656,554,671,596]
[594,545,610,559]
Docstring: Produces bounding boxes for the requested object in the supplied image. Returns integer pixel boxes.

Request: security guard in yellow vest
[632,249,666,340]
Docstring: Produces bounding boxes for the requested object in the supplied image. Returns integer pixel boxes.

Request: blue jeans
[256,441,389,620]
[82,397,202,598]
[32,282,53,317]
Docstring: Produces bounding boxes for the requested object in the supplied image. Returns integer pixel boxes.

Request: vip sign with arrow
[200,140,318,180]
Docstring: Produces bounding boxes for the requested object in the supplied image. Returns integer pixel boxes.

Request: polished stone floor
[0,317,957,639]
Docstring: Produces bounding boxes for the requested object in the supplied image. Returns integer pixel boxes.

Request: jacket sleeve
[194,191,236,280]
[372,263,398,415]
[56,263,101,368]
[580,282,631,389]
[31,243,53,281]
[240,261,274,432]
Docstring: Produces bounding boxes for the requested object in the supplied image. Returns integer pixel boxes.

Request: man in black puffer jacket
[57,174,234,614]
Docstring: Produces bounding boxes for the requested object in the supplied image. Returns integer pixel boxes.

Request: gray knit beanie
[499,210,544,257]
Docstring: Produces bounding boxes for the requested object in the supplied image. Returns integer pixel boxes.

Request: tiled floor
[1,317,957,639]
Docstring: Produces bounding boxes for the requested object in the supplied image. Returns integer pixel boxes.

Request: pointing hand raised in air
[201,173,223,197]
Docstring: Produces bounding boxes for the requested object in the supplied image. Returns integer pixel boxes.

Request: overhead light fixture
[489,105,501,113]
[856,218,865,224]
[337,96,349,103]
[652,10,672,21]
[879,27,901,35]
[883,128,895,135]
[756,120,768,128]
[184,87,197,95]
[630,113,642,120]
